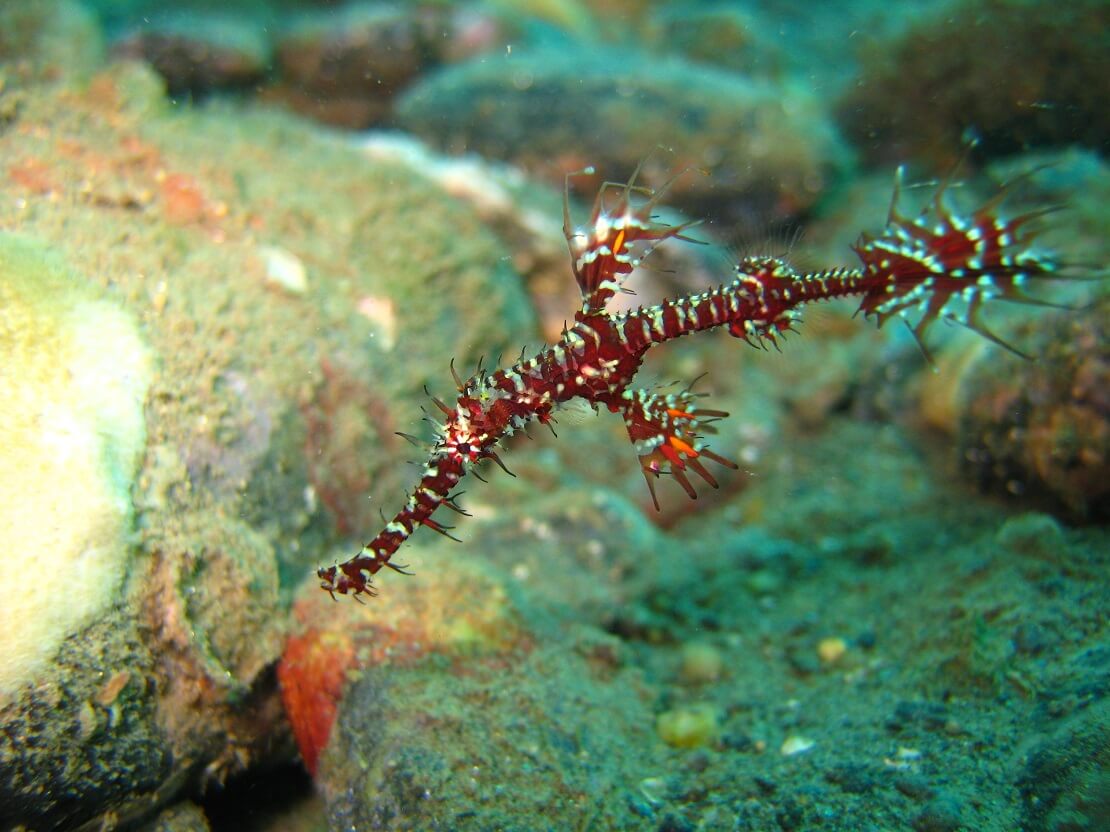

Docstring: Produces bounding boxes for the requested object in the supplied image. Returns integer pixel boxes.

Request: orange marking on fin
[666,408,696,419]
[613,228,626,254]
[668,435,697,457]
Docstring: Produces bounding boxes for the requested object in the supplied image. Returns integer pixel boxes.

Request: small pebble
[259,244,307,294]
[638,776,667,808]
[817,636,848,665]
[356,294,397,350]
[780,735,815,756]
[679,642,724,684]
[656,704,718,749]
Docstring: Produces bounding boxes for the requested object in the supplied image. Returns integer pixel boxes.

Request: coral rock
[839,0,1110,165]
[396,45,846,221]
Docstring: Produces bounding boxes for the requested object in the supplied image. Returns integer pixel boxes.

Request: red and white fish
[318,161,1075,600]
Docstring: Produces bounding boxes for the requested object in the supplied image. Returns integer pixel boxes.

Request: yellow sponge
[0,234,150,696]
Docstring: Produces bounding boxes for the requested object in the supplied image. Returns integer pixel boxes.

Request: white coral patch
[0,236,151,694]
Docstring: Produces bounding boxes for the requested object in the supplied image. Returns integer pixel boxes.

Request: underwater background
[0,0,1107,830]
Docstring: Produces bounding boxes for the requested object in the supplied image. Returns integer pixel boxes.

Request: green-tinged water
[0,1,1107,831]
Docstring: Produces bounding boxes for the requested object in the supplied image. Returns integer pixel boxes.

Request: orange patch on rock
[9,157,55,194]
[278,622,355,776]
[160,172,208,225]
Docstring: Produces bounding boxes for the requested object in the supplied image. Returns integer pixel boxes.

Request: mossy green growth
[0,234,150,696]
